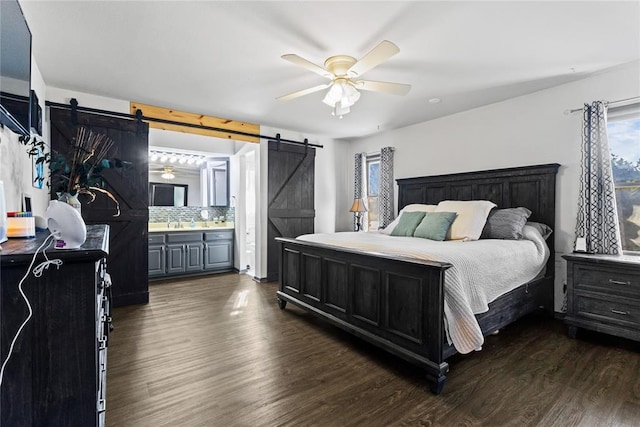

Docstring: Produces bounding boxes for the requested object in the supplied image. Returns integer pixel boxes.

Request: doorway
[243,150,256,276]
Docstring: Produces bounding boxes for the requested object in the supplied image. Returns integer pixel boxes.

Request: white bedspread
[297,225,549,354]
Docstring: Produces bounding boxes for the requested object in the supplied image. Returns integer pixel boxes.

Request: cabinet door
[186,243,204,272]
[166,244,186,274]
[204,240,233,270]
[148,245,166,276]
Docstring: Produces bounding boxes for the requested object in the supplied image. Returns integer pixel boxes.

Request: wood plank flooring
[106,273,640,426]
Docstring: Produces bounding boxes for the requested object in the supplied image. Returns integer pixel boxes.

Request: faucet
[177,216,183,229]
[166,215,172,229]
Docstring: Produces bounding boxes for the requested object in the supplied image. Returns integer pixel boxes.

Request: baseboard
[253,276,270,283]
[266,273,278,282]
[554,311,566,320]
[148,269,235,282]
[113,291,149,307]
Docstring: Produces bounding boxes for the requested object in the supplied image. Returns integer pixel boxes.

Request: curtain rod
[44,99,323,149]
[564,96,640,115]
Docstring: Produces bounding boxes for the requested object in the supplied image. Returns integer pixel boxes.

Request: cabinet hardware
[609,279,631,285]
[610,309,629,315]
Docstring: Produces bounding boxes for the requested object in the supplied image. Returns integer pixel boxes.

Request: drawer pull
[610,309,629,316]
[609,279,631,286]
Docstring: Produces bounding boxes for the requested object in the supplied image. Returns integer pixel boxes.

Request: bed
[275,163,559,394]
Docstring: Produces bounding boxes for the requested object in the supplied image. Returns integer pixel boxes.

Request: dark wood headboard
[397,163,559,231]
[397,163,560,275]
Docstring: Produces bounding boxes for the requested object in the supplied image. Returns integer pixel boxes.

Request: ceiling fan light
[323,85,342,106]
[333,101,350,117]
[344,85,360,105]
[161,166,175,180]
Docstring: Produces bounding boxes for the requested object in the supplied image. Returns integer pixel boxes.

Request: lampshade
[332,101,350,117]
[349,198,367,213]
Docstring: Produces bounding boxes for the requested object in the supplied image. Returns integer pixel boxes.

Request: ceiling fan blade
[347,40,400,78]
[281,54,334,79]
[277,83,331,101]
[355,80,411,96]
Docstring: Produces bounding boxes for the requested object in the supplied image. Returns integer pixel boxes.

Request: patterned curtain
[574,101,622,254]
[379,147,395,229]
[353,152,367,231]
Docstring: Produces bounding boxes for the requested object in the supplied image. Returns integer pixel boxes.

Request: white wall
[339,61,640,311]
[0,55,48,225]
[47,87,130,113]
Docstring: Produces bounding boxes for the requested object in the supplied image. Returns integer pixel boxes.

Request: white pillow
[380,204,438,234]
[435,200,497,241]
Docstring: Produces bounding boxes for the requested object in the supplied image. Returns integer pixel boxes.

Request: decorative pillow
[390,211,426,237]
[525,221,553,240]
[380,204,438,234]
[435,200,497,241]
[480,207,532,240]
[413,212,457,241]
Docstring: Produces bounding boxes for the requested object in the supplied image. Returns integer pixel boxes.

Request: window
[608,104,640,253]
[366,155,380,229]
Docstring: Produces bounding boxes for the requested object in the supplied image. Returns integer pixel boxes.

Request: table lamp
[349,198,367,231]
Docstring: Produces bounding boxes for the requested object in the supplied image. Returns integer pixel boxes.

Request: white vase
[57,192,82,215]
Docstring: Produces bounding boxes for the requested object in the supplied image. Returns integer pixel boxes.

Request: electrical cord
[0,233,62,387]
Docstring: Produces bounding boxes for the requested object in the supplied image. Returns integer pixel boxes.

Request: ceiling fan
[149,165,176,180]
[277,40,411,118]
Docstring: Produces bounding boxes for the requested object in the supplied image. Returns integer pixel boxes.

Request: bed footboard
[276,237,453,394]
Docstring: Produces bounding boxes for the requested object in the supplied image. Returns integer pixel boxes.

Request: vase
[57,192,82,215]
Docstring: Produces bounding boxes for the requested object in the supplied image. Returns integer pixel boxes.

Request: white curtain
[379,147,395,229]
[575,101,622,254]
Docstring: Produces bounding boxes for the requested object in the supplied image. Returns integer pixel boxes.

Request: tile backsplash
[149,206,234,223]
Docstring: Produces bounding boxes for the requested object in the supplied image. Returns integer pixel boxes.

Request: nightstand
[563,253,640,342]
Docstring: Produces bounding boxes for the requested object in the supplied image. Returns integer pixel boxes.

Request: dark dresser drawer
[575,294,640,328]
[563,253,640,343]
[574,263,640,297]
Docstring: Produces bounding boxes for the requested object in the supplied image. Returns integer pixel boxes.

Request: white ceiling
[20,1,640,140]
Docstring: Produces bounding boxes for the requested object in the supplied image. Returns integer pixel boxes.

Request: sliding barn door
[50,108,149,307]
[267,141,315,281]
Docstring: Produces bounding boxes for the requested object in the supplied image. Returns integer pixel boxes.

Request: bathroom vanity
[148,223,234,279]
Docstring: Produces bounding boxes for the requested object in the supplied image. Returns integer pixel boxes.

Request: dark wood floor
[106,273,640,426]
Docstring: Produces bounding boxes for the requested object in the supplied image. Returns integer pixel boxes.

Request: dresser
[0,225,111,426]
[563,253,640,342]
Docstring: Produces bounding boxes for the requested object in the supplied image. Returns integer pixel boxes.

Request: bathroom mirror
[149,183,189,207]
[203,159,229,207]
[148,128,235,207]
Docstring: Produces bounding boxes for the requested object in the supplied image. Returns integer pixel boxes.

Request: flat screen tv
[0,0,32,136]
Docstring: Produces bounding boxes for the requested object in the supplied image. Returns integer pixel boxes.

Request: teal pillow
[390,211,426,236]
[413,212,457,241]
